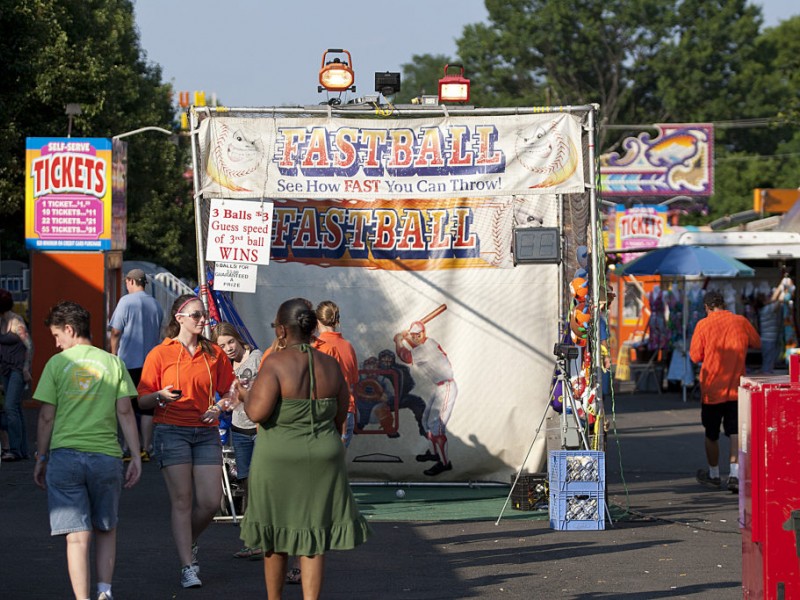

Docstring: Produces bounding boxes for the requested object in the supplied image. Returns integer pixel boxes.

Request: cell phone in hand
[172,389,182,396]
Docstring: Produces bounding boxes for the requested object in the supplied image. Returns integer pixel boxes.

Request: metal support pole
[189,108,212,337]
[586,105,603,414]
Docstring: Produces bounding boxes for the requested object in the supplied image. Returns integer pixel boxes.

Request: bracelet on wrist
[156,393,166,408]
[37,453,48,463]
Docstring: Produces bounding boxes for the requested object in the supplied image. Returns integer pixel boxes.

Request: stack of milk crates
[548,450,605,530]
[509,473,549,511]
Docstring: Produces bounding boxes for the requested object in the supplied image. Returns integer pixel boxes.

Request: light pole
[65,103,82,137]
[113,126,178,144]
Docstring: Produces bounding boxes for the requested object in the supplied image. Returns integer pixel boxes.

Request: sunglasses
[176,311,210,322]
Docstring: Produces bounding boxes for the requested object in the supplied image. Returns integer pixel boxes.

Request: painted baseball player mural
[393,304,458,476]
[355,356,396,436]
[378,349,426,437]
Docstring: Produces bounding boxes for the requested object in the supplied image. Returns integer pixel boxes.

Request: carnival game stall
[188,103,604,485]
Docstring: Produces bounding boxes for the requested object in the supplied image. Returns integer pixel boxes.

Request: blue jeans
[231,430,257,480]
[761,339,779,374]
[342,412,355,448]
[2,370,28,458]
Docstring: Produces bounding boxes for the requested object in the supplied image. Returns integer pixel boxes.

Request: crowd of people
[5,266,794,600]
[4,271,373,600]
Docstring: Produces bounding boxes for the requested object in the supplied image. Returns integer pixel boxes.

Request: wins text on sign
[206,200,274,265]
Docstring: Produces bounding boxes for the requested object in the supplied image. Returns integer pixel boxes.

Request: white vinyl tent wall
[189,104,601,482]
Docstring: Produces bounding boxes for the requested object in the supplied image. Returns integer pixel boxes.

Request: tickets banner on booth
[614,204,673,263]
[25,137,114,251]
[197,114,585,199]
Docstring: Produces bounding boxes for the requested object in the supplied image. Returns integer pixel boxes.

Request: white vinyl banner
[228,194,562,482]
[198,113,585,199]
[197,110,589,482]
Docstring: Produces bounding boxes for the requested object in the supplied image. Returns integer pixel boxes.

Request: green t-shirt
[34,344,137,457]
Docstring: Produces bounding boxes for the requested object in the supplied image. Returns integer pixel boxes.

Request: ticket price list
[36,198,103,237]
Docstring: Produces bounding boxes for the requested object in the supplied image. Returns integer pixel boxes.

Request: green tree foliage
[457,0,676,139]
[0,0,194,277]
[436,0,799,221]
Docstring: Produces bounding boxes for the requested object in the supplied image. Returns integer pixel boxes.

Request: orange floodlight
[318,49,356,93]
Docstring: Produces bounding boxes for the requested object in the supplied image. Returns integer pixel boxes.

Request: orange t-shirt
[689,309,761,404]
[138,337,235,427]
[314,331,358,413]
[258,345,272,370]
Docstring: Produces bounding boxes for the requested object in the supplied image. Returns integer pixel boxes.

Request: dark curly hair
[703,290,725,310]
[277,298,317,339]
[44,301,91,339]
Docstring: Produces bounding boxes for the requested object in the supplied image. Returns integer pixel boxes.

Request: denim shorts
[46,448,123,536]
[153,424,222,468]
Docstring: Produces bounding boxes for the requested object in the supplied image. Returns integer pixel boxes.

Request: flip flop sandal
[285,568,301,584]
[233,547,260,559]
[248,548,263,560]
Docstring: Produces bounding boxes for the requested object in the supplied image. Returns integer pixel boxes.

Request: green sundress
[240,344,371,555]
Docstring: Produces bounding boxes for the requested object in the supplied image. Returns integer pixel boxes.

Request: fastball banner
[198,113,585,200]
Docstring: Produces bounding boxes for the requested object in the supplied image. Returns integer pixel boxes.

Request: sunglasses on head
[176,311,210,321]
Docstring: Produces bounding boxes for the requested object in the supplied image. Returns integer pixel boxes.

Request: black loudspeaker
[512,227,561,265]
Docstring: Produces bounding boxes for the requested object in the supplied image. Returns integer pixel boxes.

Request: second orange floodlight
[438,64,470,103]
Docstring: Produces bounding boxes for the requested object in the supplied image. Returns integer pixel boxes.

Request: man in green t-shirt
[33,301,141,600]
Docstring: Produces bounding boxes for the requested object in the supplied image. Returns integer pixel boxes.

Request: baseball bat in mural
[420,303,447,325]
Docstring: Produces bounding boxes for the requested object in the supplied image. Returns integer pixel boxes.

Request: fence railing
[151,272,194,319]
[0,272,30,301]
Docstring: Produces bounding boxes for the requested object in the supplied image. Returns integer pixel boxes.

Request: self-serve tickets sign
[25,137,113,250]
[205,199,273,265]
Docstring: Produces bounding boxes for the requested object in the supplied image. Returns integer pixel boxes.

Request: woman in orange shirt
[313,300,358,448]
[137,294,235,589]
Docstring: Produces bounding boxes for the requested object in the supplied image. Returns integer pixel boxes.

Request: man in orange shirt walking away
[689,290,760,493]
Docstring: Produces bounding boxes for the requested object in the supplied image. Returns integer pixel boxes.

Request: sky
[134,0,798,109]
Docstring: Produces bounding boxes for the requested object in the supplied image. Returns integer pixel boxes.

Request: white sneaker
[191,542,199,574]
[97,593,113,600]
[180,565,202,588]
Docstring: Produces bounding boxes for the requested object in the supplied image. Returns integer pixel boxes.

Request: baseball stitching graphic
[207,122,265,192]
[515,118,579,189]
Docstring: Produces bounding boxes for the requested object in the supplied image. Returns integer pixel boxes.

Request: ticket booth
[25,137,128,379]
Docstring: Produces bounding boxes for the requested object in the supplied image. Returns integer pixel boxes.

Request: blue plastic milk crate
[549,490,605,531]
[548,450,606,493]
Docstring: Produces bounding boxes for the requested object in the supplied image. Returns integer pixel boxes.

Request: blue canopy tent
[617,245,754,401]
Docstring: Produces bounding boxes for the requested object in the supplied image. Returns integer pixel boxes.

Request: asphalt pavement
[0,390,743,599]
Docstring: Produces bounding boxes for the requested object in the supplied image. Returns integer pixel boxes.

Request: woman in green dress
[240,298,371,599]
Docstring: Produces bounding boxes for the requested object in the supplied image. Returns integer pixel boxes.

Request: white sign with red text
[205,198,273,265]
